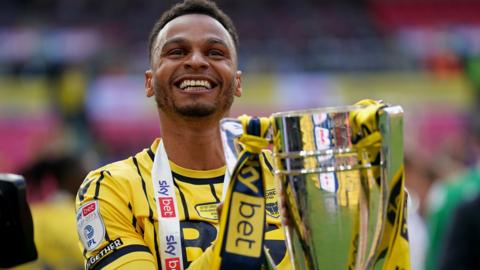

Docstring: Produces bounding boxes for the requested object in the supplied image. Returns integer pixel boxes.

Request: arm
[109,258,156,270]
[76,169,155,269]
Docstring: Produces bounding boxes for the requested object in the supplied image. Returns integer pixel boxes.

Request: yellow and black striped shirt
[75,139,289,269]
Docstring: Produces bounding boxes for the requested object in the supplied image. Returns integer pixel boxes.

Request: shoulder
[77,148,153,205]
[85,148,153,184]
[89,159,132,180]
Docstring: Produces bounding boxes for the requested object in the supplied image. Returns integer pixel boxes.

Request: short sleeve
[76,169,154,269]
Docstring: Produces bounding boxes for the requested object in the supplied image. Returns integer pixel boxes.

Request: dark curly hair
[148,0,239,64]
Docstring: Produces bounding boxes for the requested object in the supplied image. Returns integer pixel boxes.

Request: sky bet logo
[158,180,170,196]
[165,235,177,256]
[165,257,181,270]
[164,235,180,270]
[158,197,176,218]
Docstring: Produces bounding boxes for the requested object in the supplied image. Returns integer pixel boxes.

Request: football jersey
[75,139,290,269]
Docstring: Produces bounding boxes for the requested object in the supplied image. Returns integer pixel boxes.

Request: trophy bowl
[271,105,401,270]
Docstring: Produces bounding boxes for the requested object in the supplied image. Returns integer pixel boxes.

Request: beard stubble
[153,78,236,118]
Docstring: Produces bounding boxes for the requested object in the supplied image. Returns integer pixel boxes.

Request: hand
[279,188,292,227]
[350,99,387,184]
[216,202,223,219]
[350,99,387,142]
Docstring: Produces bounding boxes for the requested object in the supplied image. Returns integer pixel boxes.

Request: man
[76,1,412,269]
[75,1,289,269]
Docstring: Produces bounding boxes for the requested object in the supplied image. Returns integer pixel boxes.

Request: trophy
[220,104,404,270]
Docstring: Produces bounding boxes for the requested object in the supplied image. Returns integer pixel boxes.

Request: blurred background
[1,0,479,269]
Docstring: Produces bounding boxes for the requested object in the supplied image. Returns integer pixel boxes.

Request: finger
[216,202,223,218]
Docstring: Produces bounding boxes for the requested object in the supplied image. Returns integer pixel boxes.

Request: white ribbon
[152,141,185,270]
[152,139,233,269]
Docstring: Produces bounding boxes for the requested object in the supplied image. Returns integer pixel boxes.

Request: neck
[159,111,227,170]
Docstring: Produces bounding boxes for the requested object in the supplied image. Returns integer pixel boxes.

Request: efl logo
[165,257,181,270]
[82,202,96,216]
[158,197,176,218]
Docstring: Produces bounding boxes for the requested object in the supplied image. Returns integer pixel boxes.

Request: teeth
[179,80,212,89]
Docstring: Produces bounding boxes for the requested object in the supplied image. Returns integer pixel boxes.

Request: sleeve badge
[77,201,106,251]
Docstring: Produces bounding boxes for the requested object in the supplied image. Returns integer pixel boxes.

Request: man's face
[145,14,242,118]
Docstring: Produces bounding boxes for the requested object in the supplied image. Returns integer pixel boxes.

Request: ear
[234,70,242,97]
[145,69,154,97]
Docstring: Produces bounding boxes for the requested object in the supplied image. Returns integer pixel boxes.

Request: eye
[167,48,185,57]
[208,49,225,57]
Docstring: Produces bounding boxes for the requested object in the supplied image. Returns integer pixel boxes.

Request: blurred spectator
[423,48,480,270]
[424,118,480,270]
[438,193,480,269]
[12,154,86,270]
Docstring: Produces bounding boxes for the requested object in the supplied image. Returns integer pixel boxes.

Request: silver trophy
[220,104,404,270]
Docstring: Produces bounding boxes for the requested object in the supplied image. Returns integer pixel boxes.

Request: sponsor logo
[84,225,96,248]
[77,201,105,251]
[82,202,96,216]
[238,161,260,193]
[194,202,219,220]
[165,235,177,256]
[265,189,276,199]
[266,202,279,218]
[84,225,94,239]
[225,192,264,257]
[86,238,123,269]
[165,257,181,270]
[158,197,176,218]
[158,180,169,196]
[265,189,280,218]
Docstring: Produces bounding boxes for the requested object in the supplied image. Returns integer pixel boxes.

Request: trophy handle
[365,106,404,270]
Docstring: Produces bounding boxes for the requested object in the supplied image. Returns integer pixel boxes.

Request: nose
[184,50,208,70]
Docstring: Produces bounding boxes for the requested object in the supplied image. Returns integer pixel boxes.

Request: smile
[177,79,216,92]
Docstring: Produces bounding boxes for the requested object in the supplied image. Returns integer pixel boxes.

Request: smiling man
[75,1,290,269]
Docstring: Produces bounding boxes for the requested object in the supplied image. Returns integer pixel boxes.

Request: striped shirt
[75,139,289,269]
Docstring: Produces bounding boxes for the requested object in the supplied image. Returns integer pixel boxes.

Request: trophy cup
[271,105,404,270]
[220,104,404,270]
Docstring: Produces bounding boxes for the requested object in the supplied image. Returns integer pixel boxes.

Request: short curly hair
[148,0,239,64]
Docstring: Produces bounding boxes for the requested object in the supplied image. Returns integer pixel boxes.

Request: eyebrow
[160,37,188,51]
[160,37,230,51]
[205,37,229,48]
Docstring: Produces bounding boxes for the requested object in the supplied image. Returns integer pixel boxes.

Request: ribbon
[350,100,411,270]
[374,166,410,270]
[152,141,185,270]
[212,115,272,270]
